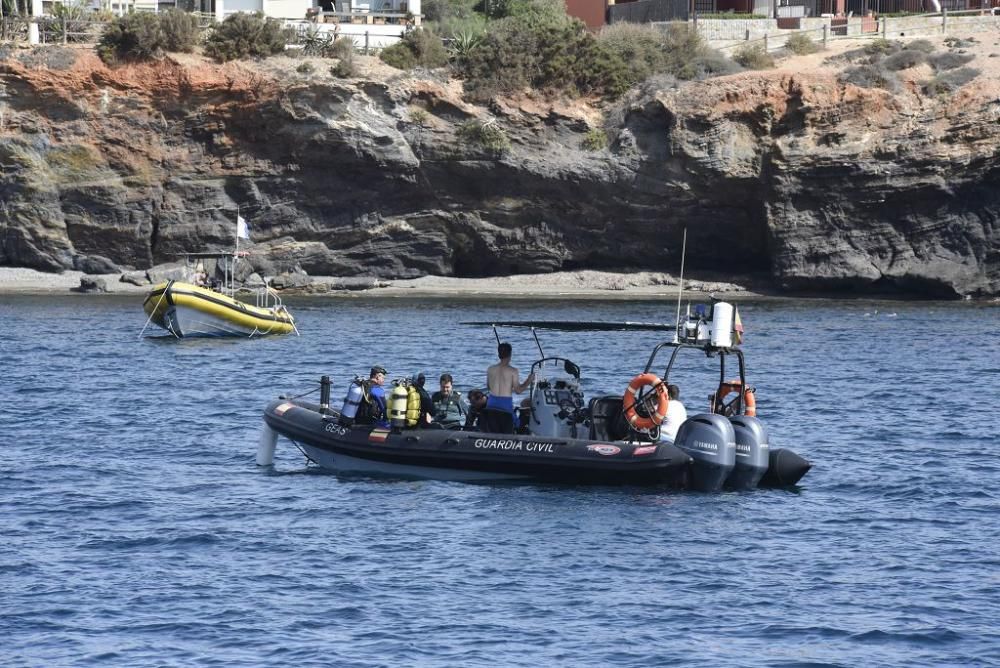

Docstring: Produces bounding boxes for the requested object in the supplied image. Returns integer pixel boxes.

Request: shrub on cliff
[457,119,510,155]
[784,32,818,56]
[596,23,667,83]
[883,48,926,71]
[424,0,486,41]
[659,24,739,80]
[204,12,288,62]
[840,63,899,92]
[733,44,774,70]
[379,27,449,70]
[159,9,201,52]
[97,10,201,64]
[597,24,737,85]
[97,12,163,64]
[929,51,974,71]
[922,67,979,96]
[458,3,630,101]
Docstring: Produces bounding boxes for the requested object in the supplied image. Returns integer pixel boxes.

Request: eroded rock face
[0,52,998,297]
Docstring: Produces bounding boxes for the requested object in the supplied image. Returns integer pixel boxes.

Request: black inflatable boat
[257,302,812,491]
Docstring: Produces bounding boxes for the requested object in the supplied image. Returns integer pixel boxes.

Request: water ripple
[1,296,998,667]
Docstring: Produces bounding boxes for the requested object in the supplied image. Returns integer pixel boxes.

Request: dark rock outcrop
[0,52,998,297]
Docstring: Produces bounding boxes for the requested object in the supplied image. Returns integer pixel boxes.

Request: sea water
[1,296,998,667]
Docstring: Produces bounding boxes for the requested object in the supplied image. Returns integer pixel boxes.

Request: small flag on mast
[733,306,744,345]
[236,215,250,240]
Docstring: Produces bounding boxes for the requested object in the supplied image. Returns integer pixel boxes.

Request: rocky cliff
[1,45,998,298]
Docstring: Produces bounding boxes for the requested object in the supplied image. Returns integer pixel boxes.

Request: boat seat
[588,396,630,441]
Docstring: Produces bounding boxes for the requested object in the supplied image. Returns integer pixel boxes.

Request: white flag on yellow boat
[236,215,250,240]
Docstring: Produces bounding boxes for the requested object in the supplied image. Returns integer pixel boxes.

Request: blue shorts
[485,395,514,414]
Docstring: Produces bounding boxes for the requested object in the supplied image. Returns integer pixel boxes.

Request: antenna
[673,227,687,344]
[530,327,545,359]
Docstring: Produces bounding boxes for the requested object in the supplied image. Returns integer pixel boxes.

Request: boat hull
[142,281,295,337]
[263,399,694,486]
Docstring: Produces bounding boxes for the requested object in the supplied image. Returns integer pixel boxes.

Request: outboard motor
[339,377,365,426]
[726,415,769,490]
[674,413,736,492]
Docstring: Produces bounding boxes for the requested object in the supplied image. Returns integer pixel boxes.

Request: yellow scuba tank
[406,384,421,427]
[389,382,409,428]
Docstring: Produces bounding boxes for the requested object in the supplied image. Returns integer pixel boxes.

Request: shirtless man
[484,342,534,433]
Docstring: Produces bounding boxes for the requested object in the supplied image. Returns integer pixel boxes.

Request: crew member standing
[484,342,534,434]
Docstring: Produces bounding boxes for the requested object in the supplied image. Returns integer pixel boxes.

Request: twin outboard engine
[727,415,770,490]
[674,414,736,492]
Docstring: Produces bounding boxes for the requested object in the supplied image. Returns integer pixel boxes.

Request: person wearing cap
[367,365,389,428]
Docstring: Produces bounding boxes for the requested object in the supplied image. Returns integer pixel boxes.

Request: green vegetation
[97,9,199,64]
[46,144,106,178]
[16,45,78,70]
[97,12,163,64]
[410,108,430,126]
[944,36,976,49]
[928,51,975,71]
[864,38,896,55]
[922,67,979,96]
[841,62,899,91]
[784,32,818,56]
[733,43,774,69]
[204,12,288,62]
[598,23,738,83]
[457,2,631,101]
[46,1,98,44]
[838,37,980,97]
[882,48,926,70]
[379,27,449,69]
[299,25,335,56]
[457,119,510,155]
[296,61,315,74]
[581,128,608,151]
[159,9,201,52]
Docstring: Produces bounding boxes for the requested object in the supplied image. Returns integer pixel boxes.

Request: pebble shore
[0,267,760,300]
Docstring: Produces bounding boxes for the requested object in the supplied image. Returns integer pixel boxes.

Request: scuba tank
[389,381,409,428]
[406,384,421,427]
[339,376,365,426]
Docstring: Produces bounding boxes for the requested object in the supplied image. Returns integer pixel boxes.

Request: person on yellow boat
[192,263,208,288]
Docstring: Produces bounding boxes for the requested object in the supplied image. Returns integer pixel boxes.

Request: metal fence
[609,0,690,23]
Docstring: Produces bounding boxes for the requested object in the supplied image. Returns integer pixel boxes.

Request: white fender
[256,424,278,466]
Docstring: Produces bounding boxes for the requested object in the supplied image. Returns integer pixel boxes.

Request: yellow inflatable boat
[142,280,296,338]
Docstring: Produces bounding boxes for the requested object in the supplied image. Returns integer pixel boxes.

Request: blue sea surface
[1,295,999,667]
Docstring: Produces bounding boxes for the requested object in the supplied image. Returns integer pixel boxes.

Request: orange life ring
[713,380,756,417]
[622,373,669,431]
